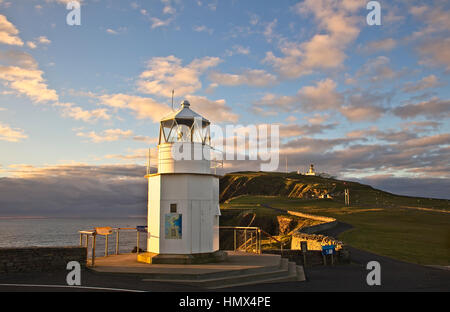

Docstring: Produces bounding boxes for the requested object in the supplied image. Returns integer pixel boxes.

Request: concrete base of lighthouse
[137,250,227,264]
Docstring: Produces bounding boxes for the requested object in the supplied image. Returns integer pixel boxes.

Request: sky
[0,0,449,216]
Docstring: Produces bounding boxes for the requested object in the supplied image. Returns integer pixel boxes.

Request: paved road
[225,246,450,292]
[225,221,450,291]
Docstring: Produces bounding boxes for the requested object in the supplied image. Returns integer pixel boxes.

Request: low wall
[263,249,350,266]
[288,211,337,234]
[0,246,87,273]
[291,233,344,251]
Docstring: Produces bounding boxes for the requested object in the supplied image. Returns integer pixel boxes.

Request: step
[142,266,291,288]
[209,270,299,290]
[208,262,304,290]
[141,261,306,289]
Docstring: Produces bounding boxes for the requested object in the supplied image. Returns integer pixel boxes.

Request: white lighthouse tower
[141,100,223,264]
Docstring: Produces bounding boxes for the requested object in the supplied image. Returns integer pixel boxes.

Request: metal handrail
[219,226,261,254]
[219,226,286,256]
[259,229,285,256]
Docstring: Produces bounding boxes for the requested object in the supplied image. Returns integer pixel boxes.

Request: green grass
[222,195,450,266]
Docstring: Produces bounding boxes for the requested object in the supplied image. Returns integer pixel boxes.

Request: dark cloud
[393,98,450,119]
[355,176,450,200]
[0,165,147,217]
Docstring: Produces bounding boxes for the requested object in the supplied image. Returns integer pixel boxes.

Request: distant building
[305,164,317,176]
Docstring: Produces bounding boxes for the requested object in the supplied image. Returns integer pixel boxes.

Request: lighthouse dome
[159,100,211,145]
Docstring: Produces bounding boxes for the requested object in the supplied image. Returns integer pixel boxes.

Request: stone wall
[287,211,337,234]
[0,246,87,273]
[263,249,350,266]
[291,233,344,251]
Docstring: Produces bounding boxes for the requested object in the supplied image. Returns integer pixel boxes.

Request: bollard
[301,241,308,266]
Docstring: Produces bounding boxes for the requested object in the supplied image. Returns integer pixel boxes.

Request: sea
[0,217,147,255]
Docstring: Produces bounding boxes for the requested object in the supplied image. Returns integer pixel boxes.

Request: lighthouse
[142,100,222,264]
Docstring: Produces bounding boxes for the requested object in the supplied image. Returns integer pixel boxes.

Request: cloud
[298,78,343,111]
[76,128,154,143]
[402,75,440,92]
[409,5,450,39]
[279,123,336,138]
[417,37,450,71]
[0,50,38,69]
[36,36,51,44]
[0,15,24,46]
[184,95,239,123]
[150,17,174,29]
[340,105,386,122]
[363,38,397,53]
[0,122,27,142]
[254,93,298,114]
[105,28,127,35]
[209,69,277,87]
[105,148,157,161]
[393,97,450,119]
[0,49,58,103]
[356,176,450,199]
[163,4,176,15]
[99,93,171,122]
[252,79,344,115]
[225,45,250,57]
[26,41,37,49]
[0,164,147,217]
[76,129,133,143]
[55,102,112,122]
[137,55,222,98]
[193,25,213,35]
[264,0,363,78]
[339,89,392,122]
[0,65,58,103]
[356,56,406,83]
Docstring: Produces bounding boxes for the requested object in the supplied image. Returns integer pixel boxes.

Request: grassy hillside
[220,172,450,265]
[220,171,450,210]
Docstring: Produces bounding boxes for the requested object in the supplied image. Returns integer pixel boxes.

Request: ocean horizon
[0,217,147,255]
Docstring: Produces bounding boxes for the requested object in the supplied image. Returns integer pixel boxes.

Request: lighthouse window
[170,203,177,213]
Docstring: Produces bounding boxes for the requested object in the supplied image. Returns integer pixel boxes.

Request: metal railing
[146,146,224,176]
[79,226,146,267]
[220,226,261,254]
[219,226,286,255]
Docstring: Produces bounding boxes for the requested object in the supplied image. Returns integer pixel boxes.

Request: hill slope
[219,171,450,265]
[219,171,449,210]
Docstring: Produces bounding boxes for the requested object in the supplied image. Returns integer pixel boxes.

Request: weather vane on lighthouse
[139,100,223,264]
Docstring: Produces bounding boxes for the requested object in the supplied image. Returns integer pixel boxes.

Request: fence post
[92,234,96,267]
[234,230,237,251]
[115,229,119,255]
[244,230,247,251]
[258,229,261,254]
[105,234,108,257]
[137,231,140,254]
